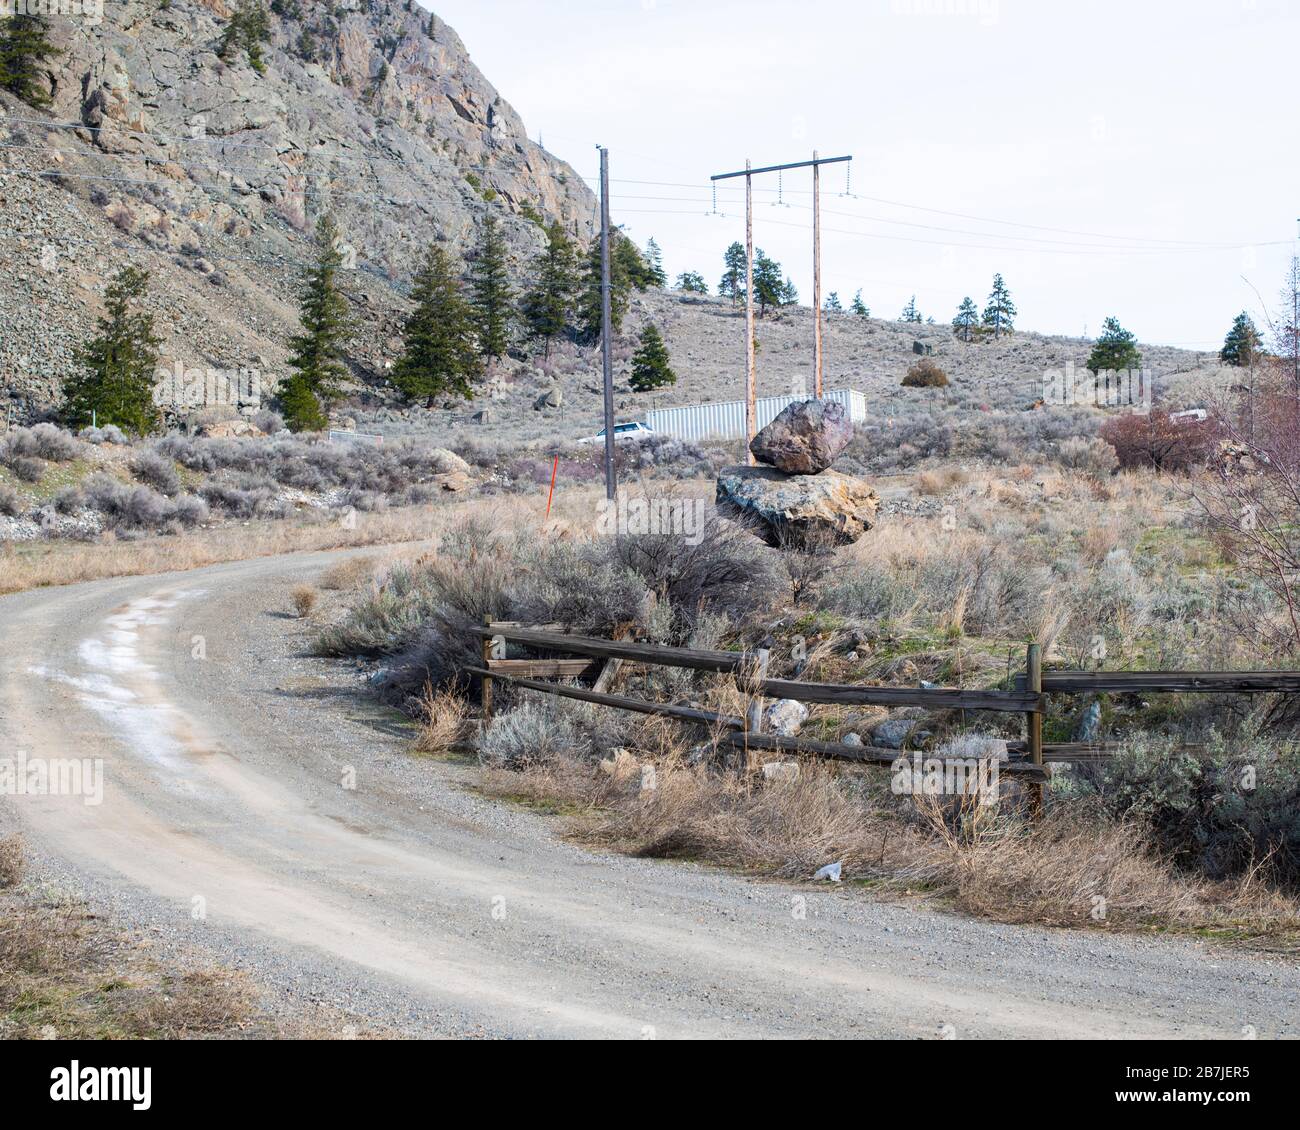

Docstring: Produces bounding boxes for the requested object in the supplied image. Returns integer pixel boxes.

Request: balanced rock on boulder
[751,399,853,474]
[716,465,880,547]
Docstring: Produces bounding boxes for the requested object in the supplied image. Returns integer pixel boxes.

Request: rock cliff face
[0,0,597,417]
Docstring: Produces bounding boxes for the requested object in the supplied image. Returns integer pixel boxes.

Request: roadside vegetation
[311,360,1300,945]
[0,835,371,1038]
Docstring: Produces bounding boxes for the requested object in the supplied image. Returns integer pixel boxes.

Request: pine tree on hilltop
[283,214,351,431]
[953,297,980,342]
[0,13,60,107]
[675,270,708,294]
[982,273,1017,339]
[851,290,870,318]
[63,266,162,436]
[1087,316,1143,375]
[629,324,677,391]
[900,295,922,323]
[751,250,784,317]
[781,278,799,307]
[521,221,579,358]
[468,214,513,365]
[1220,312,1262,368]
[824,292,843,313]
[644,237,668,288]
[391,245,482,406]
[719,242,746,304]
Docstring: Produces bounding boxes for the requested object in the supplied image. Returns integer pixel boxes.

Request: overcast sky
[425,0,1298,348]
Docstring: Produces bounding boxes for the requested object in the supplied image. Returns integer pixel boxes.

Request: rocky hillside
[0,0,596,419]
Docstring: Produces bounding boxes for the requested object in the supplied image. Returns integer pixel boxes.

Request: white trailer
[645,389,867,443]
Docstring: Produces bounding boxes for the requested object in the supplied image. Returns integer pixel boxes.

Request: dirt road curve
[2,549,1297,1039]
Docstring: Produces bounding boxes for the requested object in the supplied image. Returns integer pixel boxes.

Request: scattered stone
[761,761,800,784]
[870,719,917,750]
[750,399,854,474]
[764,699,809,737]
[841,733,865,748]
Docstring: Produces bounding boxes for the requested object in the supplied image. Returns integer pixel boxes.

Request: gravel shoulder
[1,548,1297,1039]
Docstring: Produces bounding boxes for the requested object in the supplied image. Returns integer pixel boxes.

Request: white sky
[424,0,1299,348]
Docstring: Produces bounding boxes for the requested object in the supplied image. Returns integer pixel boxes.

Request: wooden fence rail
[473,623,1299,811]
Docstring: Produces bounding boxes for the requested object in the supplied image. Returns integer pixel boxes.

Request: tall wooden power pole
[712,153,851,449]
[813,151,823,397]
[599,147,617,502]
[745,160,756,463]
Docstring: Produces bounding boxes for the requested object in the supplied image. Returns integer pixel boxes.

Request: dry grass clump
[0,834,25,889]
[291,584,318,619]
[318,555,377,591]
[414,684,469,755]
[902,358,950,388]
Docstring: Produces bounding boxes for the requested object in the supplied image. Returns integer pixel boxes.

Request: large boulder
[716,466,879,547]
[750,399,854,474]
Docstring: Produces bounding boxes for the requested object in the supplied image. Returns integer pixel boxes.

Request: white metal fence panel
[328,430,384,447]
[646,389,866,442]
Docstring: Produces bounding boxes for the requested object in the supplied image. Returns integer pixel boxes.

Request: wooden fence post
[1026,643,1044,817]
[481,616,495,723]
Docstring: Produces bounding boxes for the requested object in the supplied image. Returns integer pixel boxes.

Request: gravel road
[2,549,1297,1039]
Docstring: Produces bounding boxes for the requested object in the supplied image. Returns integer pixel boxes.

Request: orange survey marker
[545,455,559,519]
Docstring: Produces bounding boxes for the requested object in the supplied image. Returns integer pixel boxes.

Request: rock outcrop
[0,1,596,420]
[716,465,880,547]
[750,399,854,474]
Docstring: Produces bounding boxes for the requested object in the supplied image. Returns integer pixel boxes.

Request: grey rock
[870,719,916,750]
[764,699,809,737]
[841,733,865,748]
[716,466,880,547]
[750,399,854,474]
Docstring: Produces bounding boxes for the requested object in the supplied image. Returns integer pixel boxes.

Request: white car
[578,422,656,445]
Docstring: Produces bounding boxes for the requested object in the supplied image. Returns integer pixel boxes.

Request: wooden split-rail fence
[470,621,1300,810]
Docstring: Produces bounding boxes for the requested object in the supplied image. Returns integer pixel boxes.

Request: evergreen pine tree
[644,237,668,288]
[629,324,677,391]
[953,297,980,342]
[577,233,637,342]
[63,266,162,435]
[981,273,1017,339]
[749,250,784,317]
[1220,312,1262,368]
[851,290,870,318]
[780,278,799,307]
[900,295,922,323]
[1087,316,1143,375]
[220,1,272,73]
[283,214,351,431]
[391,245,482,406]
[719,241,746,304]
[0,13,59,107]
[521,221,579,358]
[675,271,708,294]
[824,291,843,313]
[468,214,513,365]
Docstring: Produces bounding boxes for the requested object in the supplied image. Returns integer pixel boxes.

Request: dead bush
[0,835,24,888]
[902,358,950,388]
[291,585,318,619]
[414,684,468,755]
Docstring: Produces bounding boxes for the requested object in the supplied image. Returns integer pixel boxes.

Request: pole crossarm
[712,156,853,181]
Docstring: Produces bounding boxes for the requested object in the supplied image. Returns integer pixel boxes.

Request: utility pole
[712,153,851,448]
[813,151,823,397]
[600,147,617,502]
[745,160,755,463]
